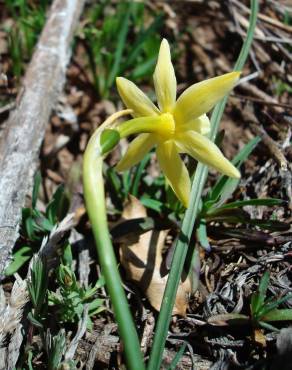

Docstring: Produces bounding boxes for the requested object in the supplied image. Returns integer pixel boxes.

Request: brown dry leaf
[119,195,191,316]
[254,328,266,347]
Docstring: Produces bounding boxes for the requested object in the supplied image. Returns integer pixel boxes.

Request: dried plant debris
[0,276,28,345]
[118,195,192,315]
[0,276,28,369]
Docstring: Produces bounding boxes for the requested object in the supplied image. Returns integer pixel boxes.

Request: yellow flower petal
[177,114,211,135]
[176,132,240,178]
[156,141,190,207]
[116,133,156,172]
[153,39,177,113]
[116,77,160,117]
[174,72,240,124]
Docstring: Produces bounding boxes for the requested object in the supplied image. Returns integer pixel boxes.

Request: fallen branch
[0,0,85,277]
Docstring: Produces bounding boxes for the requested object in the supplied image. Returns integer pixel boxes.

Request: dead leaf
[118,195,191,316]
[254,328,266,347]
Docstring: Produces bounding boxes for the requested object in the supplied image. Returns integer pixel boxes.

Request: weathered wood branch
[0,0,85,277]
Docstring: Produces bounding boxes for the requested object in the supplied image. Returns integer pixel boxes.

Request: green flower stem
[147,1,258,369]
[83,120,145,370]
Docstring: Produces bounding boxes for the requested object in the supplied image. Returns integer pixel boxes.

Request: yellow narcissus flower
[115,39,240,207]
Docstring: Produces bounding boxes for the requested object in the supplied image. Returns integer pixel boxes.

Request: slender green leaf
[248,219,290,231]
[28,349,34,370]
[122,14,164,71]
[88,299,105,316]
[197,219,210,251]
[131,153,151,197]
[167,343,187,370]
[104,165,126,207]
[131,56,157,79]
[27,312,44,329]
[251,293,260,315]
[210,227,274,243]
[206,136,261,208]
[25,216,36,240]
[46,184,65,224]
[214,198,284,210]
[257,271,270,310]
[47,330,66,370]
[106,166,122,194]
[62,242,73,266]
[122,170,132,197]
[258,321,279,332]
[4,246,32,275]
[260,294,292,315]
[215,129,225,147]
[27,257,47,313]
[205,207,249,220]
[263,309,292,322]
[32,171,41,209]
[107,2,132,88]
[140,197,164,213]
[35,215,54,232]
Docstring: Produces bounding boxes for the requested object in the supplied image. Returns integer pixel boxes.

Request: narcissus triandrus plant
[115,39,240,207]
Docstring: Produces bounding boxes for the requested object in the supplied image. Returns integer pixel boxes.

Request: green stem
[147,1,258,369]
[83,127,145,370]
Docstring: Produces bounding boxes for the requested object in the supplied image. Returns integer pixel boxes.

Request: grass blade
[263,309,292,322]
[107,2,132,90]
[214,198,284,210]
[206,136,261,207]
[131,153,151,197]
[256,271,270,310]
[167,343,187,370]
[32,171,41,209]
[121,14,164,72]
[197,219,210,251]
[261,294,292,315]
[131,56,157,79]
[258,321,279,332]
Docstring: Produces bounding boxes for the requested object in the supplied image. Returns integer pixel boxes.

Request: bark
[0,0,85,277]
